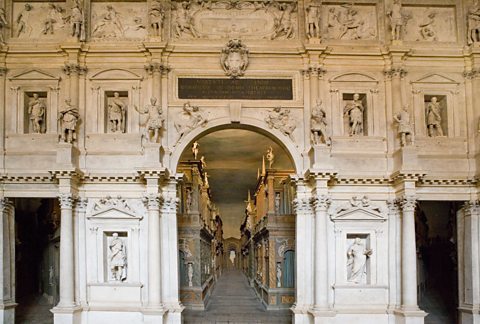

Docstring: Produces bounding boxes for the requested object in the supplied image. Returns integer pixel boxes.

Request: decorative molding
[9,68,61,81]
[0,67,7,76]
[161,196,180,213]
[89,196,143,219]
[0,198,13,212]
[464,69,480,80]
[221,39,249,79]
[331,195,386,222]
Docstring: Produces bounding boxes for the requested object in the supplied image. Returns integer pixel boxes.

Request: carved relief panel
[402,6,457,42]
[90,1,148,40]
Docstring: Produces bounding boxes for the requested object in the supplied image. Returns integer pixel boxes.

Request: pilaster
[0,67,6,170]
[0,198,16,324]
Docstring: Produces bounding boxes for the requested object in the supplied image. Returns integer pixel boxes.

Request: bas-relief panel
[403,6,457,42]
[323,3,378,40]
[171,0,298,40]
[13,2,69,40]
[91,2,147,40]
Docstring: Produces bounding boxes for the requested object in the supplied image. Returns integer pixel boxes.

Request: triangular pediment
[9,69,60,81]
[89,206,142,220]
[332,207,386,222]
[89,69,143,81]
[413,73,459,84]
[330,73,377,83]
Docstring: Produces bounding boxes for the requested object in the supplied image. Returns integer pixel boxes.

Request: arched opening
[176,128,295,323]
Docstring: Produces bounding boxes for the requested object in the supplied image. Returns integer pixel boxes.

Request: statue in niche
[16,3,33,37]
[274,192,281,214]
[221,39,249,79]
[109,233,127,281]
[346,237,372,284]
[387,0,409,41]
[306,3,321,40]
[468,0,480,44]
[0,8,8,44]
[174,102,208,142]
[185,187,192,213]
[311,99,330,145]
[187,262,193,286]
[276,263,282,287]
[418,11,437,41]
[70,2,85,41]
[149,0,165,37]
[344,93,364,136]
[426,97,444,137]
[135,97,164,143]
[270,3,296,40]
[394,105,414,146]
[265,106,296,141]
[92,5,124,38]
[108,92,127,133]
[28,93,46,134]
[266,146,274,169]
[42,3,63,35]
[192,141,199,159]
[173,1,198,38]
[58,99,80,143]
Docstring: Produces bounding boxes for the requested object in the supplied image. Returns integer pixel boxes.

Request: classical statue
[43,3,60,35]
[16,3,32,38]
[394,105,413,146]
[109,233,127,281]
[387,0,409,41]
[200,156,207,169]
[173,1,198,38]
[337,3,362,40]
[187,262,193,287]
[266,146,274,168]
[418,11,437,41]
[270,3,295,40]
[276,263,282,287]
[70,3,85,40]
[265,106,296,141]
[306,4,321,40]
[58,99,80,143]
[344,93,364,136]
[135,97,164,143]
[311,99,330,145]
[426,96,444,137]
[192,141,199,159]
[28,93,46,134]
[108,92,126,133]
[0,8,8,44]
[347,237,372,284]
[92,5,124,38]
[274,192,281,214]
[174,102,208,142]
[149,0,165,37]
[185,187,192,213]
[468,0,480,44]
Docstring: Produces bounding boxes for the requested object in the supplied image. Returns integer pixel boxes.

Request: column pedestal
[143,143,163,168]
[0,303,16,324]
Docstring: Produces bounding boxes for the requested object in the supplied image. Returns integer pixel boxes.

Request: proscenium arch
[169,117,304,174]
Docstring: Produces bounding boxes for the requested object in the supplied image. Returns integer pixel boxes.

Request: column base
[309,307,336,324]
[143,306,166,324]
[291,304,313,324]
[163,302,184,324]
[394,308,427,324]
[51,305,82,324]
[459,306,480,324]
[0,302,17,324]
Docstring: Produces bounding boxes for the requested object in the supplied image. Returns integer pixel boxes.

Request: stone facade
[0,0,479,323]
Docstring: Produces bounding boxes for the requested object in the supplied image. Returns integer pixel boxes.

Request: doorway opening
[417,201,460,324]
[14,198,59,324]
[176,128,295,323]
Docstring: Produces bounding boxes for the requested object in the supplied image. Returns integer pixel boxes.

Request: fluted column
[57,194,76,308]
[0,198,15,324]
[312,194,330,311]
[399,195,418,310]
[146,193,162,308]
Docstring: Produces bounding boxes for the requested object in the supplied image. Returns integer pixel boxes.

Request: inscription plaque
[178,78,293,100]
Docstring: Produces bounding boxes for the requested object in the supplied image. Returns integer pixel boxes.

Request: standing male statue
[311,99,330,145]
[394,105,413,146]
[58,99,80,143]
[28,93,46,134]
[108,92,126,133]
[109,233,127,281]
[344,93,364,136]
[135,97,164,143]
[426,96,444,137]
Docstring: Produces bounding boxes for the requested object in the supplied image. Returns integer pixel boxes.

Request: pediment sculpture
[331,195,386,221]
[221,39,249,78]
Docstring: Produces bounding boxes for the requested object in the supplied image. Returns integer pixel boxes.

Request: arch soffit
[169,116,303,174]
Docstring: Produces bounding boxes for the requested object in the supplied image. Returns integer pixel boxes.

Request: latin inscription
[178,78,293,100]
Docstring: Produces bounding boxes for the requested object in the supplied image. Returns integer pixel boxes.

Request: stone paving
[183,270,292,324]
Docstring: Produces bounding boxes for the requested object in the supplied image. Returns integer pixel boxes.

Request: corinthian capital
[311,195,331,211]
[63,63,87,75]
[145,62,170,75]
[58,194,75,209]
[144,194,161,210]
[0,198,12,212]
[293,197,312,214]
[161,196,179,213]
[398,195,416,212]
[463,200,480,216]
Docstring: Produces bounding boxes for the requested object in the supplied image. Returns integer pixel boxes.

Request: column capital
[58,194,76,209]
[464,68,480,80]
[311,195,331,212]
[398,195,417,212]
[63,63,87,76]
[144,193,161,210]
[463,199,480,216]
[75,198,88,212]
[161,196,179,213]
[301,66,326,79]
[0,197,13,211]
[384,67,407,79]
[386,199,400,213]
[145,62,170,75]
[293,197,312,214]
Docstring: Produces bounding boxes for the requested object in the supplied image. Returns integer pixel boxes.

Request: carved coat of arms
[220,39,249,78]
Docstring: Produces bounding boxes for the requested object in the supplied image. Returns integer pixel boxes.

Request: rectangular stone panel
[178,78,293,100]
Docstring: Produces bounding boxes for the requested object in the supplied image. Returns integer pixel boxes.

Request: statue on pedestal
[394,105,414,146]
[58,99,80,143]
[311,99,330,145]
[135,97,164,143]
[306,3,321,40]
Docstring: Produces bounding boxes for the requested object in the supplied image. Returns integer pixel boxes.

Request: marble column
[57,194,76,308]
[312,195,331,312]
[0,198,15,324]
[75,198,88,306]
[146,193,162,308]
[160,176,184,323]
[458,200,480,324]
